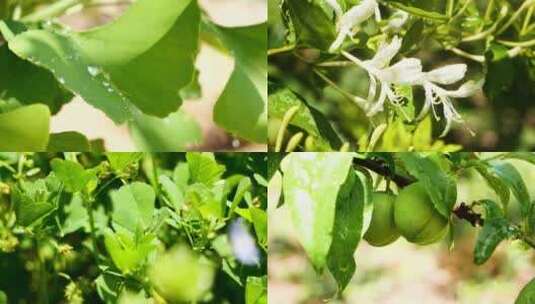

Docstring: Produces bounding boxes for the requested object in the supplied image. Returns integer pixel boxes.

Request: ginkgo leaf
[212,22,267,143]
[0,0,200,122]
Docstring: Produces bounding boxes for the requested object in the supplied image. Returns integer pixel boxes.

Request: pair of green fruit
[364,182,449,246]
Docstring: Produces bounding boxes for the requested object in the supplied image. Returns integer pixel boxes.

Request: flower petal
[416,83,434,120]
[447,78,484,98]
[378,58,423,84]
[325,0,343,20]
[426,64,467,85]
[338,0,377,32]
[367,36,402,68]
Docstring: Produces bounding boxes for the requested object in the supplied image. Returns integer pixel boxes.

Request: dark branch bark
[452,202,484,227]
[353,157,484,227]
[353,157,413,187]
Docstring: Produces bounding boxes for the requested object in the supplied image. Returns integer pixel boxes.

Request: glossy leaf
[282,0,336,50]
[491,162,530,216]
[398,153,457,218]
[280,152,354,271]
[473,200,515,265]
[327,169,365,292]
[0,44,72,114]
[473,163,510,209]
[268,85,342,150]
[1,0,200,121]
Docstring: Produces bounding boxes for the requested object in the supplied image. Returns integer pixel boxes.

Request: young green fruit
[394,182,449,245]
[364,192,400,246]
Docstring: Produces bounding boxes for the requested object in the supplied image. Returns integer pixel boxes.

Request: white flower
[229,219,260,265]
[414,64,483,137]
[328,0,380,52]
[387,10,409,32]
[342,36,423,116]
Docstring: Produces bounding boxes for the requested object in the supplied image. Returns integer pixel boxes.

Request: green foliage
[269,0,535,151]
[0,0,267,150]
[0,152,267,303]
[274,152,535,300]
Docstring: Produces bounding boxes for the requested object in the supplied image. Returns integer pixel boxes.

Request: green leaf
[110,182,155,233]
[186,153,225,186]
[47,132,91,152]
[516,277,535,304]
[212,22,267,143]
[104,229,155,273]
[12,174,61,227]
[473,163,510,209]
[106,153,144,173]
[388,1,448,21]
[0,44,72,114]
[159,175,184,211]
[499,152,535,165]
[245,276,267,304]
[283,0,336,50]
[250,207,268,249]
[95,272,123,303]
[491,162,530,216]
[268,85,342,150]
[280,152,354,271]
[1,0,200,121]
[327,168,365,292]
[62,193,89,235]
[398,153,457,218]
[473,200,515,265]
[0,104,50,151]
[128,110,202,152]
[51,158,96,193]
[268,152,285,181]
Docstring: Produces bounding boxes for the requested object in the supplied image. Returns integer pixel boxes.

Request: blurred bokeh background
[51,0,266,151]
[268,154,535,303]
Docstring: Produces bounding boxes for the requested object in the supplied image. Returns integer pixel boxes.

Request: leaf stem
[267,44,296,56]
[496,0,535,35]
[85,197,100,261]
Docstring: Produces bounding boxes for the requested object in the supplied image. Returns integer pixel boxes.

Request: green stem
[498,38,535,47]
[522,5,534,34]
[85,197,100,261]
[446,0,455,17]
[313,68,368,108]
[496,0,535,35]
[484,0,495,21]
[21,0,88,22]
[36,239,49,304]
[275,106,300,152]
[267,44,296,56]
[285,132,304,152]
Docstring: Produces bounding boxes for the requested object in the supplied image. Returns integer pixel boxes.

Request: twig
[452,202,484,226]
[353,157,413,187]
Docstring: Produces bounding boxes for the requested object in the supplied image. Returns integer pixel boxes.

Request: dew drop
[87,66,100,76]
[58,78,65,84]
